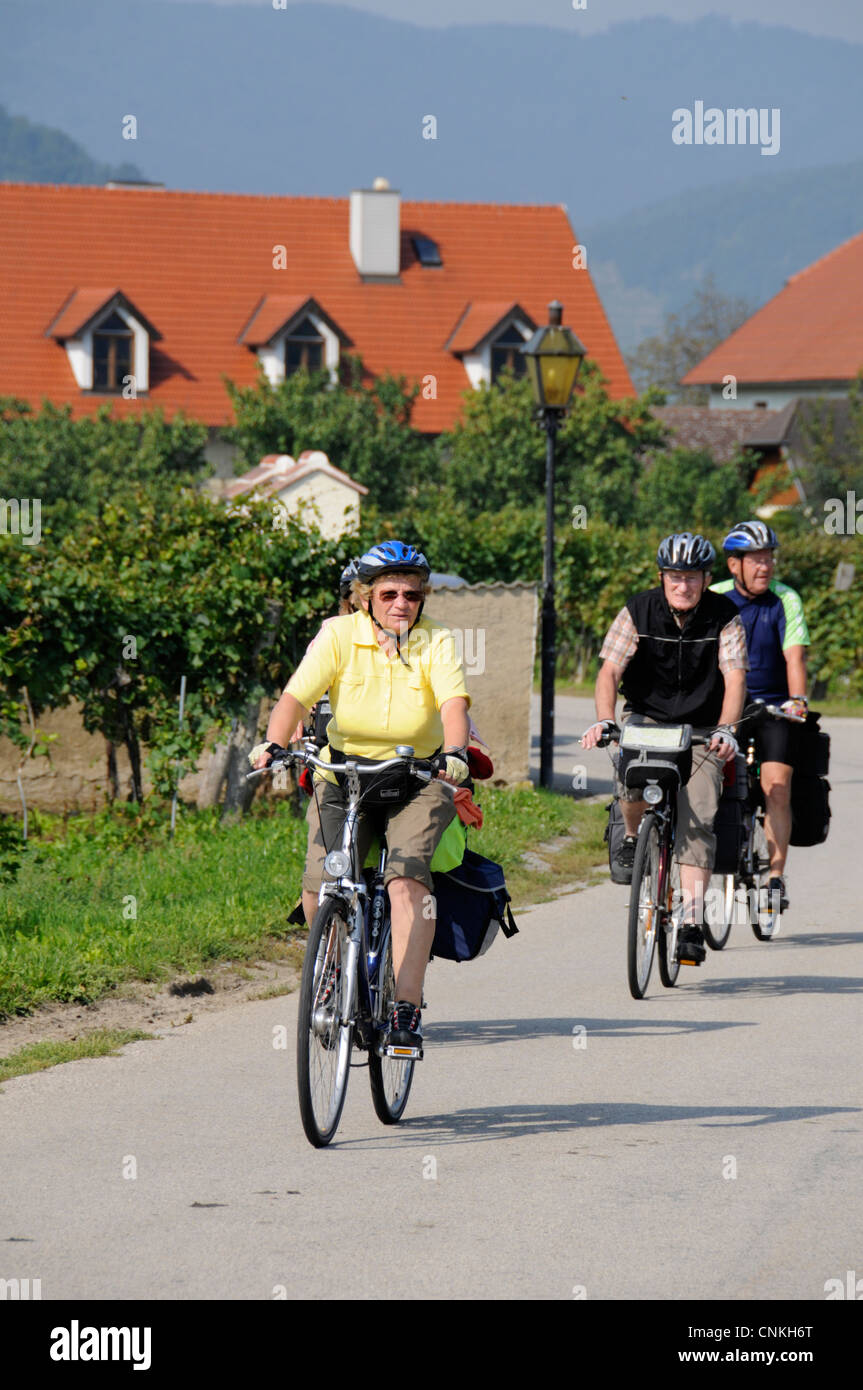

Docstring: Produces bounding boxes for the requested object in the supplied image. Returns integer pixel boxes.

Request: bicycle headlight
[643,784,664,805]
[324,850,351,878]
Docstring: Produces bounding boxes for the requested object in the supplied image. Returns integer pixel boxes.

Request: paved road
[2,700,861,1300]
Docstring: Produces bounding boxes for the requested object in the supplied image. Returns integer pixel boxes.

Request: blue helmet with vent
[722,520,778,554]
[356,541,430,582]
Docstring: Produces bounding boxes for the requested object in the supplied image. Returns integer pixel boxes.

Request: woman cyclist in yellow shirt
[252,541,471,1054]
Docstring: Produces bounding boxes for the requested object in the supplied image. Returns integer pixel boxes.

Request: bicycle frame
[317,774,389,1055]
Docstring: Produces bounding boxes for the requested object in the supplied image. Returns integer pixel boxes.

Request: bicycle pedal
[385,1044,423,1061]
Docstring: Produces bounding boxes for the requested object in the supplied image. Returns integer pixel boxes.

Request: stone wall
[0,581,538,812]
[424,581,538,786]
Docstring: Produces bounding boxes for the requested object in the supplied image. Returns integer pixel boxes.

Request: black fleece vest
[620,587,739,727]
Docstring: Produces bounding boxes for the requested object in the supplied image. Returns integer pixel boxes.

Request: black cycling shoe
[385,1001,424,1059]
[767,876,789,912]
[677,924,706,966]
[614,835,638,884]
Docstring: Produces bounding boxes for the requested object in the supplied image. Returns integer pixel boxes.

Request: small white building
[222,451,367,538]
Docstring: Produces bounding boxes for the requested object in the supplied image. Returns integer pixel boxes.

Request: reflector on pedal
[386,1045,423,1060]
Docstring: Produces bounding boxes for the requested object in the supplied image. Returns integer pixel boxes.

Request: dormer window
[93,310,134,391]
[285,317,325,375]
[446,302,536,390]
[491,323,529,383]
[240,296,352,388]
[46,289,159,394]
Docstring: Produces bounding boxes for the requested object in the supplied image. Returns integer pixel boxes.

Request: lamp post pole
[521,299,586,792]
[539,408,560,790]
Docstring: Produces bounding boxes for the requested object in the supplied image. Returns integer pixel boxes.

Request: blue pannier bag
[430,849,519,963]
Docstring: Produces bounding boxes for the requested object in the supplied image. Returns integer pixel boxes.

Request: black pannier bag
[797,710,830,776]
[713,753,750,874]
[430,849,519,962]
[605,798,632,884]
[790,775,831,846]
[790,711,831,847]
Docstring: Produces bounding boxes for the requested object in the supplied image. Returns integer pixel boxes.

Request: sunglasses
[377,589,424,603]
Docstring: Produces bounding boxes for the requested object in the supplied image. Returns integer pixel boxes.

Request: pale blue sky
[145,0,863,45]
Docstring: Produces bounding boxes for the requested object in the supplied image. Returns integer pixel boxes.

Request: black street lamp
[521,300,587,790]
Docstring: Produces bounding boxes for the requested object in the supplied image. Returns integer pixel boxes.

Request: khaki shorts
[302,778,456,893]
[614,712,724,870]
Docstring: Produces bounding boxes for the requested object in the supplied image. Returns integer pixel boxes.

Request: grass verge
[0,787,610,1019]
[0,1028,155,1086]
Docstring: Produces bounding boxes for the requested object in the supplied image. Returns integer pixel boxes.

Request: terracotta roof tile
[0,183,633,429]
[683,228,863,387]
[446,301,533,353]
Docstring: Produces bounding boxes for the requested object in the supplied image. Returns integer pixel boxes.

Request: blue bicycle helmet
[656,532,716,572]
[722,520,778,553]
[356,540,431,582]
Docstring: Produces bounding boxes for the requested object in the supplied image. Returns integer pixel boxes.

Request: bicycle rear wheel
[368,924,415,1124]
[749,816,780,940]
[628,815,661,999]
[658,854,681,987]
[297,897,354,1147]
[704,873,735,950]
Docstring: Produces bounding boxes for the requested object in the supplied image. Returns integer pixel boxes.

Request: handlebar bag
[617,719,694,791]
[430,850,519,962]
[327,747,416,808]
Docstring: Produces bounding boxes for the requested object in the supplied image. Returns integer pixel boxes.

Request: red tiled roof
[683,228,863,387]
[446,301,533,353]
[0,183,633,430]
[46,287,120,338]
[238,295,313,346]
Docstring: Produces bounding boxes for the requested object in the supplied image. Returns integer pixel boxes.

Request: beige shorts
[614,713,724,869]
[302,778,456,893]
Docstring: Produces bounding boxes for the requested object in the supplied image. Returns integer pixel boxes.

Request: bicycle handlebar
[737,699,807,728]
[245,746,437,785]
[584,724,712,749]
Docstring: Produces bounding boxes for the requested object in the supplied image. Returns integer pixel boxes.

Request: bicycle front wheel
[368,925,415,1125]
[658,854,681,987]
[296,897,354,1147]
[628,815,661,999]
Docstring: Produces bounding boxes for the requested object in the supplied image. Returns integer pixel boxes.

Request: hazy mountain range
[3,0,862,348]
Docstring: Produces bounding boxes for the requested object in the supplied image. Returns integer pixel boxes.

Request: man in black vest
[582,533,748,964]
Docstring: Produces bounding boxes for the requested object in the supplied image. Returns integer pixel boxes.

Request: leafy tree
[794,374,863,515]
[222,357,438,510]
[0,398,210,541]
[633,447,753,532]
[0,491,349,801]
[626,273,754,401]
[437,362,666,526]
[357,495,544,586]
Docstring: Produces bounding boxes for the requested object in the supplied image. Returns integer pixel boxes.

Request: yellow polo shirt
[285,610,471,763]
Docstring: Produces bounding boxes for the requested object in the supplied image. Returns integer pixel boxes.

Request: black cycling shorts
[755,717,802,767]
